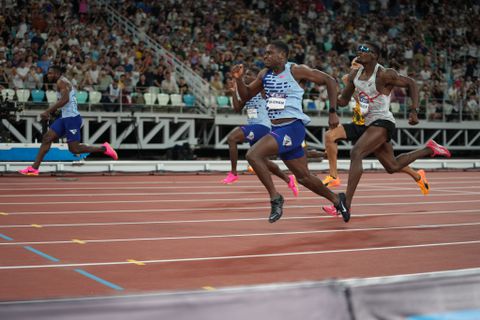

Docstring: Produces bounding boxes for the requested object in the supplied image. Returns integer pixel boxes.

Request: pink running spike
[426,139,451,158]
[103,142,118,160]
[288,175,299,197]
[222,172,238,184]
[322,205,339,216]
[18,166,39,176]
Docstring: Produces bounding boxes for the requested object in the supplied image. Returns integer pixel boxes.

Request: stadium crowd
[0,0,478,119]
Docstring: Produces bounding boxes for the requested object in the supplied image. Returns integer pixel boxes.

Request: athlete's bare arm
[292,64,339,128]
[338,69,358,107]
[231,64,266,102]
[41,79,69,120]
[380,69,419,125]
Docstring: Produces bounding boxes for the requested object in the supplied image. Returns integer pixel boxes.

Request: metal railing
[95,0,212,114]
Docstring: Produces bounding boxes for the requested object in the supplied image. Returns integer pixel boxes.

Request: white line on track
[1,239,479,270]
[1,185,480,198]
[1,181,480,192]
[3,199,480,215]
[1,175,479,186]
[2,192,480,205]
[1,221,480,246]
[1,209,479,229]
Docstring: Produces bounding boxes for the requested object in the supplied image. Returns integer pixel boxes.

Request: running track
[1,171,480,301]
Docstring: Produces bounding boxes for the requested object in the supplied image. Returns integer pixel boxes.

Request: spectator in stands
[105,80,120,112]
[210,71,224,95]
[465,94,479,120]
[178,76,189,95]
[97,68,113,92]
[161,69,179,94]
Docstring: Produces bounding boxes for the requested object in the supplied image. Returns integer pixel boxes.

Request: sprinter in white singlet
[323,42,451,217]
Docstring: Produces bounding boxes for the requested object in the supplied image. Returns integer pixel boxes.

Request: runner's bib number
[247,108,258,119]
[267,93,287,110]
[358,94,370,115]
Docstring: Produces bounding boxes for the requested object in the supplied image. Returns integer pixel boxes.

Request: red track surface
[1,171,480,301]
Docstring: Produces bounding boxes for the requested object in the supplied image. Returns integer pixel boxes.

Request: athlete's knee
[384,162,402,174]
[68,145,80,154]
[384,165,396,174]
[350,146,365,160]
[324,131,335,143]
[245,149,258,163]
[227,134,239,145]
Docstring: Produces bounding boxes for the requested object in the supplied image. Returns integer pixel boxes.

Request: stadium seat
[1,88,15,101]
[391,102,401,114]
[31,89,45,102]
[170,94,184,106]
[303,99,316,111]
[16,89,30,102]
[157,93,170,106]
[88,91,102,104]
[46,90,58,103]
[216,95,229,108]
[183,94,196,107]
[144,93,157,105]
[76,91,88,104]
[148,86,160,95]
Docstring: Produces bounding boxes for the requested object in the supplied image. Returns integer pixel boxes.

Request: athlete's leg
[226,127,245,176]
[246,134,282,199]
[283,155,338,204]
[32,129,59,169]
[400,166,420,181]
[346,126,388,208]
[372,142,433,174]
[67,141,108,154]
[324,124,347,179]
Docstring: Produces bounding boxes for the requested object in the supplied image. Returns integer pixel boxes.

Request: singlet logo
[69,129,77,135]
[282,134,292,147]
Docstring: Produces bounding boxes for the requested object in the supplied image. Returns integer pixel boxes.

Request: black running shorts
[368,119,396,142]
[342,122,366,144]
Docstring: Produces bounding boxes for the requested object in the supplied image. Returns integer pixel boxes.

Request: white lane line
[1,221,480,246]
[1,209,479,229]
[1,175,479,186]
[1,185,480,198]
[2,192,480,205]
[1,182,479,192]
[3,199,480,216]
[1,239,479,270]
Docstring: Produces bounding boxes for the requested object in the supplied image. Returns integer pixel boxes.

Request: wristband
[328,107,337,114]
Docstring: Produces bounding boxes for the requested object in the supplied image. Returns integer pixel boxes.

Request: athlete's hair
[269,40,289,58]
[365,41,381,59]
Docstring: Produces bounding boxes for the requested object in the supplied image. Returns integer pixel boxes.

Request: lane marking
[72,239,86,244]
[0,233,13,241]
[0,212,8,216]
[3,239,480,270]
[31,224,43,228]
[1,208,480,229]
[23,246,59,262]
[2,185,479,197]
[3,192,480,205]
[2,202,480,218]
[2,221,480,246]
[127,259,145,266]
[202,286,216,291]
[74,269,123,291]
[0,175,478,186]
